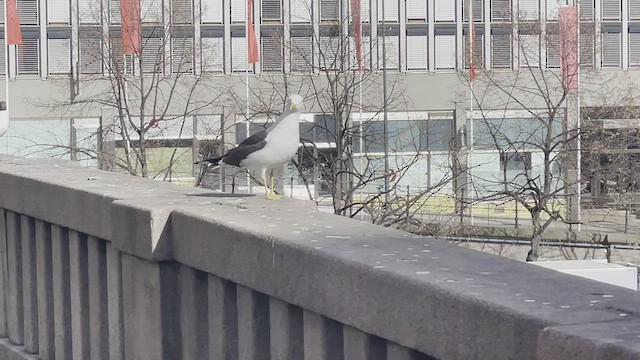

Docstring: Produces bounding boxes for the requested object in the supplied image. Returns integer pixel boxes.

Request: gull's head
[288,94,304,112]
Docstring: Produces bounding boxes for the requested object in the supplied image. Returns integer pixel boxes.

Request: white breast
[241,112,300,170]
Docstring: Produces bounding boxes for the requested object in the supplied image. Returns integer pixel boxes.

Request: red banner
[7,0,22,45]
[351,0,363,72]
[559,6,578,91]
[247,0,259,64]
[121,0,141,55]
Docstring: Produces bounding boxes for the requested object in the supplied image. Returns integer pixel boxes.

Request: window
[319,36,341,70]
[355,0,370,22]
[491,0,511,21]
[262,0,281,21]
[290,0,312,22]
[171,37,194,73]
[18,0,39,24]
[464,30,483,69]
[202,0,223,23]
[378,0,398,22]
[630,32,640,66]
[141,0,162,23]
[231,35,250,72]
[546,0,564,20]
[435,34,455,69]
[0,39,4,75]
[231,0,246,22]
[320,0,338,20]
[406,0,426,21]
[79,0,100,24]
[80,36,102,74]
[491,32,511,68]
[632,1,640,20]
[140,37,163,73]
[110,0,121,24]
[500,152,532,175]
[201,37,224,72]
[518,34,539,67]
[601,31,621,67]
[48,0,70,24]
[349,33,371,70]
[580,23,595,66]
[406,29,428,70]
[48,38,71,74]
[377,34,399,70]
[18,38,39,75]
[434,0,454,21]
[262,35,283,72]
[0,0,4,25]
[463,0,483,21]
[172,0,193,24]
[579,0,593,20]
[291,36,312,71]
[518,0,538,20]
[601,0,620,20]
[546,31,560,68]
[109,35,134,75]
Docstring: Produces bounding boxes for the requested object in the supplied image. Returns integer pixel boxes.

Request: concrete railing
[0,154,638,360]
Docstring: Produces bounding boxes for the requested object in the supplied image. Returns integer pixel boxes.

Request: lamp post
[381,0,390,209]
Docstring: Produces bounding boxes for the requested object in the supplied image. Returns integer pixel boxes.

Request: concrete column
[69,230,90,359]
[6,211,24,346]
[51,224,72,360]
[106,243,125,360]
[387,342,422,360]
[208,275,238,360]
[303,310,344,360]
[0,209,8,337]
[343,326,368,360]
[35,220,54,360]
[87,236,109,360]
[178,265,208,359]
[20,215,38,353]
[236,285,270,360]
[269,297,303,359]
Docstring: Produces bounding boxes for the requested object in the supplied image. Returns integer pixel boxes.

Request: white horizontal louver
[0,0,4,25]
[18,39,39,74]
[463,0,483,21]
[0,39,5,74]
[546,33,560,68]
[518,34,539,67]
[491,0,511,21]
[579,0,593,20]
[349,35,371,70]
[48,38,71,74]
[201,37,224,72]
[141,0,162,23]
[321,0,338,20]
[80,37,102,74]
[377,35,398,69]
[171,37,194,73]
[406,35,427,69]
[546,0,565,20]
[110,0,121,24]
[79,0,101,23]
[377,0,397,21]
[141,37,163,73]
[319,36,341,69]
[172,0,193,24]
[434,34,455,69]
[202,0,223,22]
[18,0,38,24]
[491,34,511,67]
[262,36,283,71]
[360,0,370,22]
[601,32,620,67]
[290,0,312,22]
[406,0,426,20]
[629,33,640,66]
[290,37,312,71]
[231,37,248,71]
[262,0,281,20]
[109,38,134,75]
[630,1,640,20]
[518,0,538,20]
[580,23,594,66]
[434,0,454,21]
[48,0,70,23]
[601,0,620,20]
[464,33,483,68]
[231,0,246,22]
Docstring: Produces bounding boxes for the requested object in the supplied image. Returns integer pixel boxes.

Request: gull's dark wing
[222,130,267,166]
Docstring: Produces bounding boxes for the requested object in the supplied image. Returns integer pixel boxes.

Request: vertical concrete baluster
[35,220,55,360]
[343,326,368,360]
[303,310,345,360]
[69,230,90,359]
[387,342,433,360]
[208,275,238,360]
[0,209,8,337]
[51,224,71,360]
[21,215,38,353]
[87,236,109,360]
[6,211,24,345]
[178,265,208,359]
[269,297,303,359]
[106,243,124,360]
[236,286,270,360]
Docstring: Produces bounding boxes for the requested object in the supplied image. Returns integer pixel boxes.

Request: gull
[196,94,304,199]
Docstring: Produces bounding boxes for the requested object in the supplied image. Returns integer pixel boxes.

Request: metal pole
[469,0,474,225]
[381,0,390,208]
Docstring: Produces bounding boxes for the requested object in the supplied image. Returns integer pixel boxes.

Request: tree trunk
[527,210,542,261]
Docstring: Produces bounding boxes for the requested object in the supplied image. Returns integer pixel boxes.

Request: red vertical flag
[559,6,578,91]
[469,10,476,82]
[121,0,141,55]
[247,0,259,64]
[351,0,364,72]
[6,0,22,45]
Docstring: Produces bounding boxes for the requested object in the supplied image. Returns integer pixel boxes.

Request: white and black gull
[196,94,304,199]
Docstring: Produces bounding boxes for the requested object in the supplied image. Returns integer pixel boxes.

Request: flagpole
[576,0,581,231]
[468,1,475,225]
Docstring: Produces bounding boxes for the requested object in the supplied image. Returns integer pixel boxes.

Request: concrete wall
[0,154,638,359]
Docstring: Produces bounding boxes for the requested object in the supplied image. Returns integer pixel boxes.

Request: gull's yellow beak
[291,103,297,110]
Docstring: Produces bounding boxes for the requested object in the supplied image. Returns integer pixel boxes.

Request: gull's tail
[194,156,223,166]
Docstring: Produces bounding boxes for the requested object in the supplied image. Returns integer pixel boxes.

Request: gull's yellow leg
[266,169,281,200]
[262,175,271,199]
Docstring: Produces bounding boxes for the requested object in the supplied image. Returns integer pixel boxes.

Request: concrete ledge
[1,155,640,359]
[0,338,40,360]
